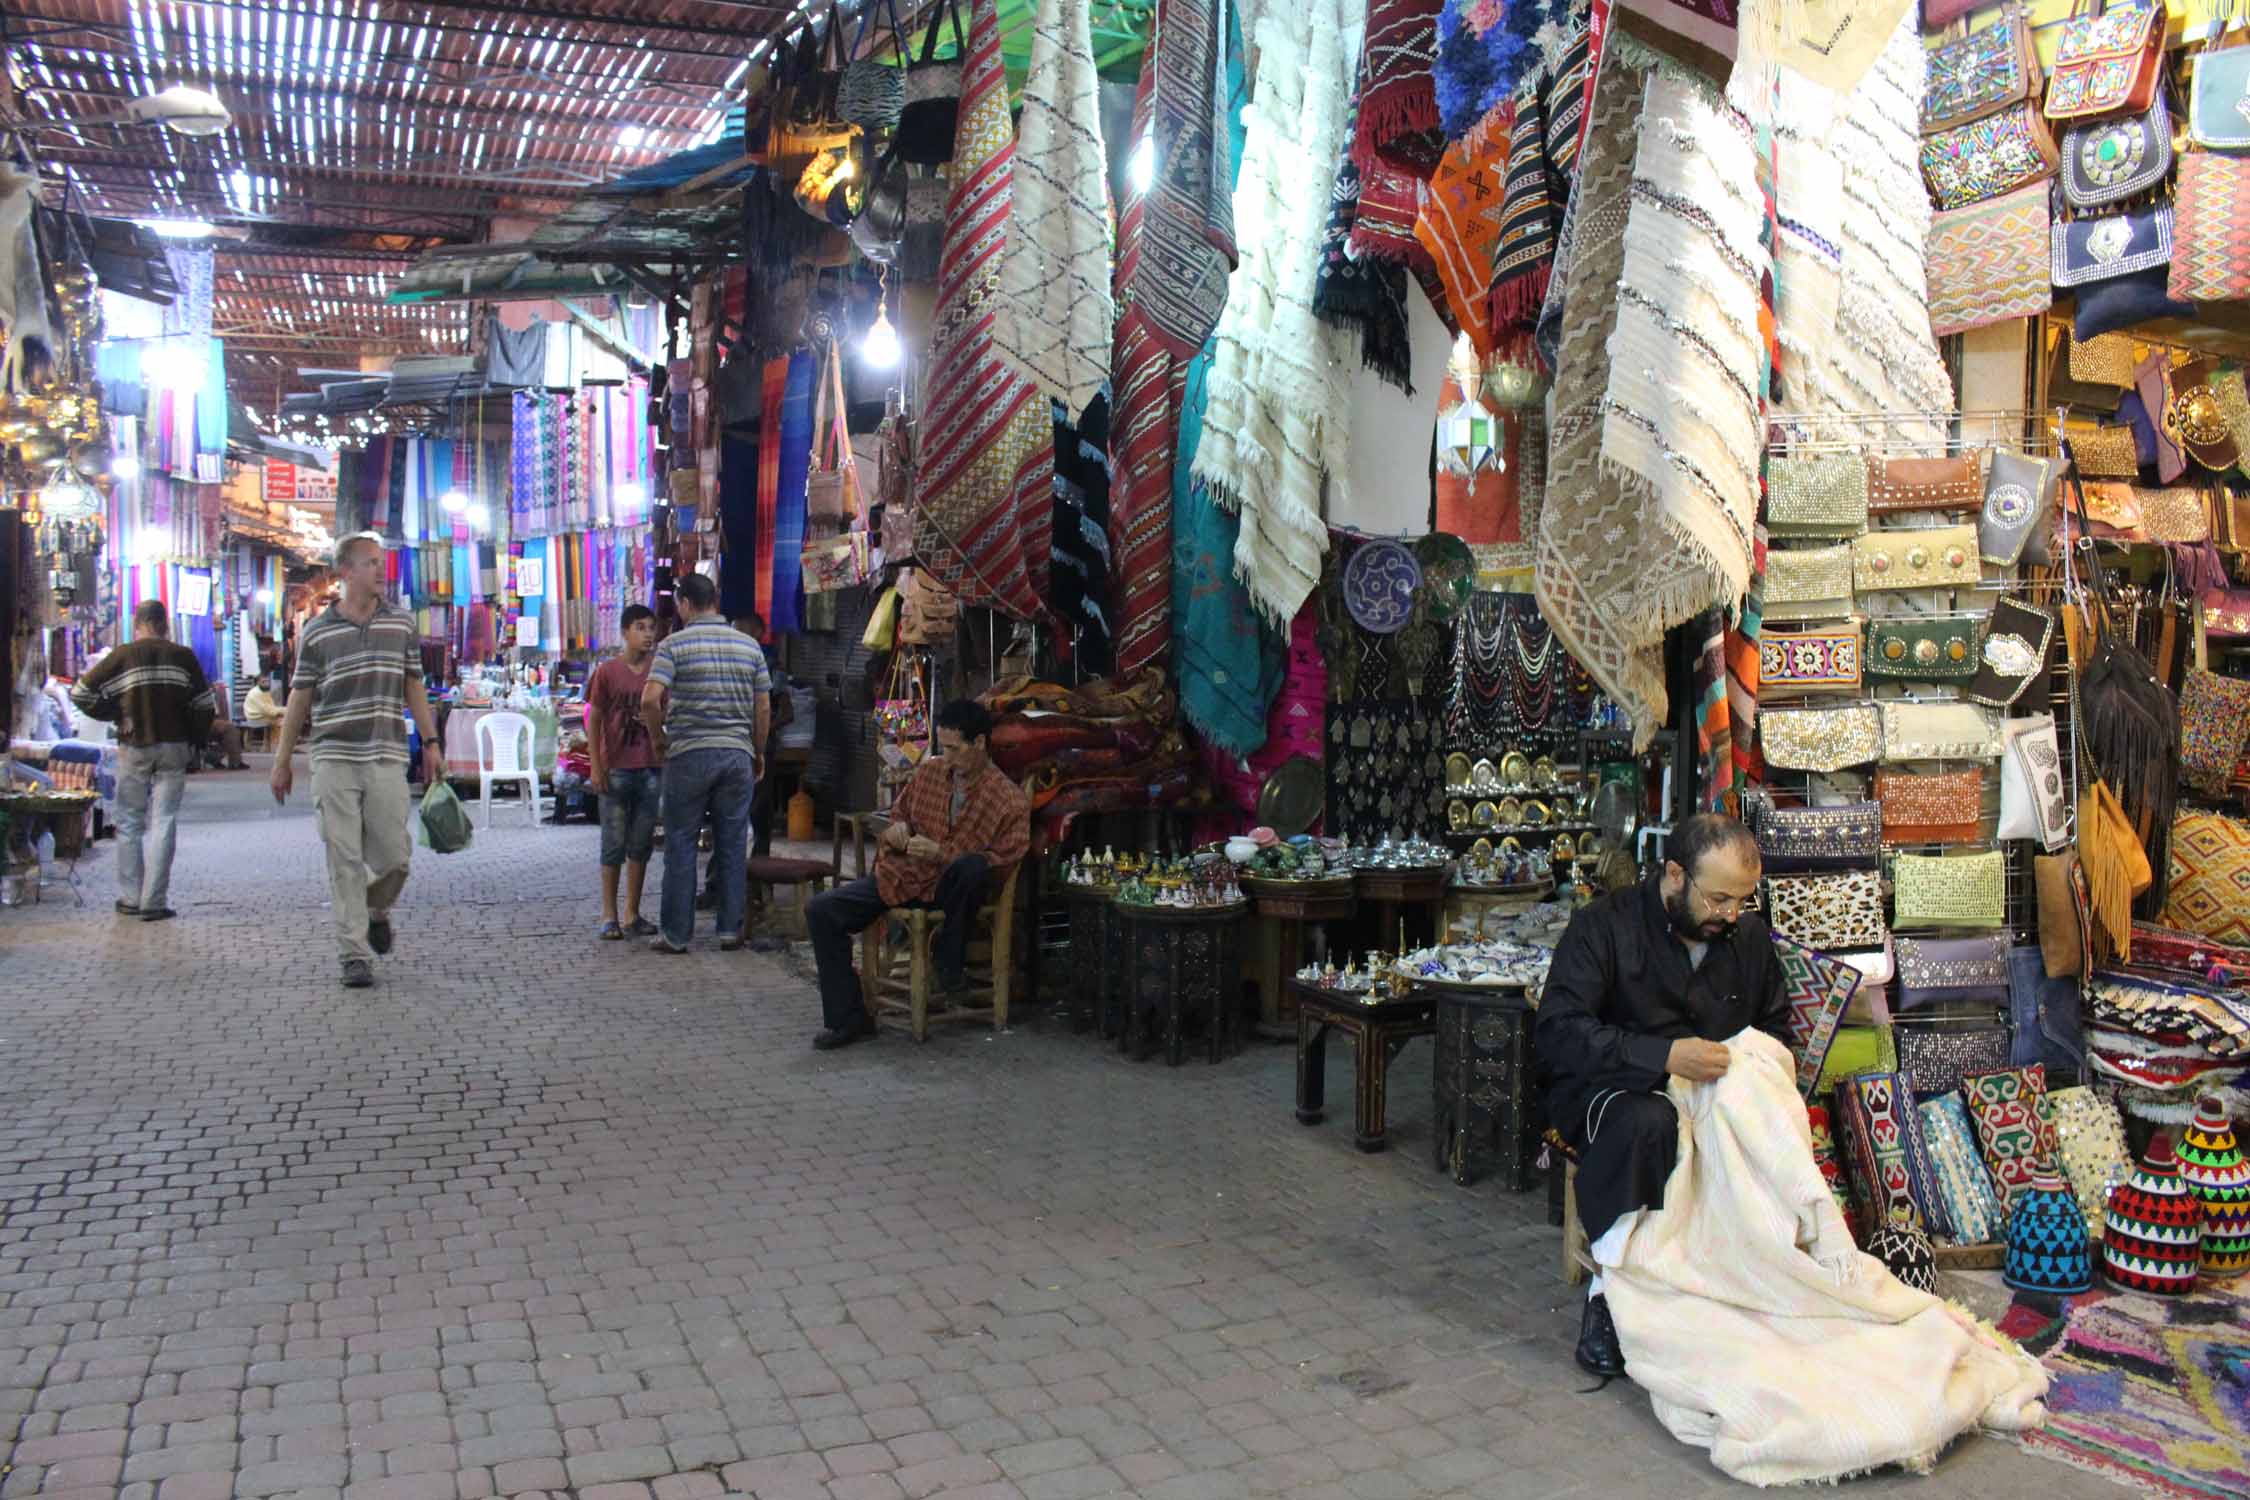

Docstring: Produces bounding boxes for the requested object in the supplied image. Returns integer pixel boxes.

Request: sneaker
[647,936,690,955]
[140,907,177,923]
[368,915,394,955]
[341,959,374,989]
[599,920,624,941]
[114,900,140,916]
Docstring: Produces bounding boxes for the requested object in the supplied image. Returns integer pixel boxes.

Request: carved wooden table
[1118,903,1248,1065]
[1242,876,1357,1024]
[1289,978,1436,1152]
[1423,979,1541,1190]
[1061,884,1124,1036]
[1353,866,1448,953]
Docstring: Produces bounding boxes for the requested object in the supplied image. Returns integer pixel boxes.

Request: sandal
[626,917,658,937]
[599,920,624,941]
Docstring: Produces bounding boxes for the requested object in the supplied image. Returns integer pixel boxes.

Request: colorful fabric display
[2046,1086,2131,1236]
[2177,1095,2250,1279]
[1961,1064,2060,1208]
[2003,1169,2095,1295]
[1918,1093,2008,1246]
[1807,1102,1861,1240]
[1772,932,1863,1098]
[1834,1071,1942,1236]
[2101,1134,2202,1295]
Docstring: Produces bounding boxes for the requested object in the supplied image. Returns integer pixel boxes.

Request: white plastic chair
[475,710,547,827]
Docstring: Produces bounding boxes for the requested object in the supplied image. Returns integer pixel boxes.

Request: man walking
[642,572,768,954]
[269,532,445,988]
[588,603,662,940]
[71,599,217,921]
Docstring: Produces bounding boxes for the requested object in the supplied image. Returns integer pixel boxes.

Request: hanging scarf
[1413,106,1511,354]
[1107,0,1240,673]
[1314,96,1416,394]
[771,352,815,635]
[1692,606,1732,810]
[1490,7,1591,336]
[990,0,1114,414]
[1352,0,1447,178]
[756,359,787,628]
[914,0,1058,624]
[1049,385,1116,674]
[1194,0,1356,626]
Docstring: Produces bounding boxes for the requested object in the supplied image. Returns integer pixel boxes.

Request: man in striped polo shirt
[270,531,445,989]
[640,571,769,953]
[71,598,218,921]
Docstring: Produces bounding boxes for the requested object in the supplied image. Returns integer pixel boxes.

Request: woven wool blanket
[990,0,1113,414]
[1604,1028,2050,1487]
[1353,0,1447,177]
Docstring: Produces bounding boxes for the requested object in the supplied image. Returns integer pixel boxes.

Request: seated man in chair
[1532,813,1792,1381]
[805,698,1029,1052]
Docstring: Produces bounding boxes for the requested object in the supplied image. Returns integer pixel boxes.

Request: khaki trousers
[312,758,413,963]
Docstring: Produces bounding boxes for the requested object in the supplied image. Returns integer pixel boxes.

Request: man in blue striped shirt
[641,571,770,953]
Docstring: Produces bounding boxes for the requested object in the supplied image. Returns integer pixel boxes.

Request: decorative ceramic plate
[1500,750,1532,786]
[1445,751,1473,788]
[1553,834,1577,861]
[1532,756,1559,790]
[1497,797,1524,826]
[1343,539,1422,634]
[1414,534,1476,623]
[1471,758,1500,792]
[1256,755,1326,838]
[1448,800,1471,832]
[1522,800,1550,827]
[1472,800,1499,829]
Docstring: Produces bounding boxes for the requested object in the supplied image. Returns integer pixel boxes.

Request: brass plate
[1500,750,1532,786]
[1472,799,1499,829]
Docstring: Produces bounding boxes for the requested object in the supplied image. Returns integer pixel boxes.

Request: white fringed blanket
[1603,1029,2049,1488]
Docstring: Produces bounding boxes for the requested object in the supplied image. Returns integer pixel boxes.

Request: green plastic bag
[418,780,475,853]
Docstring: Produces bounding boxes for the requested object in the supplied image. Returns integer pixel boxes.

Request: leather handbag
[1759,622,1864,693]
[1745,795,1884,871]
[1877,768,1987,845]
[1928,182,2054,337]
[1922,104,2060,210]
[2051,207,2193,344]
[2035,853,2087,976]
[1897,934,2013,1008]
[1865,614,1984,683]
[2000,714,2072,851]
[1869,456,1984,515]
[2077,479,2147,539]
[804,339,860,522]
[2044,2,2164,121]
[893,0,965,166]
[2179,667,2250,798]
[837,0,907,130]
[1894,849,2008,928]
[1880,700,2005,761]
[1761,703,1884,772]
[1981,450,2056,567]
[1764,870,1889,950]
[1852,525,1982,591]
[2171,153,2250,304]
[1924,5,2044,130]
[1766,455,1869,537]
[769,10,858,185]
[897,565,960,645]
[1763,544,1857,621]
[2190,41,2250,152]
[1969,595,2058,710]
[2062,95,2174,208]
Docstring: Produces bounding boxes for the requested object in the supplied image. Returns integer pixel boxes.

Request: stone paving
[0,765,2124,1500]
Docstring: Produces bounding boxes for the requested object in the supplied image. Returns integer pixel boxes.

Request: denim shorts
[600,767,662,867]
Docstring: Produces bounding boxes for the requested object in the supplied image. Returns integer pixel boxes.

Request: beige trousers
[312,758,413,963]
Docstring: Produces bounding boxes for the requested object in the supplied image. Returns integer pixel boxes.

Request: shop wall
[1333,294,1453,536]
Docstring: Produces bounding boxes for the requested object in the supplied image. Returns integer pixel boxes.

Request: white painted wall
[1331,292,1454,535]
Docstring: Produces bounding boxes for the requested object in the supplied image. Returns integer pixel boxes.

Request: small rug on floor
[1998,1283,2250,1499]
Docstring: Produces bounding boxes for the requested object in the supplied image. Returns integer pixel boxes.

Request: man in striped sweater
[270,532,445,988]
[71,598,217,921]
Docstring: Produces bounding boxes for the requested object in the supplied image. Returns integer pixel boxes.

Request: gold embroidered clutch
[1853,525,1981,591]
[2139,486,2213,544]
[2067,330,2136,387]
[1875,768,1987,844]
[1764,544,1856,621]
[1892,849,2006,928]
[2070,423,2141,478]
[1880,700,2005,762]
[1759,622,1864,694]
[1768,455,1870,538]
[1761,703,1883,772]
[1868,455,1984,514]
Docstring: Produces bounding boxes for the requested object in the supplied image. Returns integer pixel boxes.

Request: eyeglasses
[1689,879,1755,916]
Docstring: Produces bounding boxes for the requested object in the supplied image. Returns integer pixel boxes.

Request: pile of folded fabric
[2082,925,2250,1126]
[977,668,1201,845]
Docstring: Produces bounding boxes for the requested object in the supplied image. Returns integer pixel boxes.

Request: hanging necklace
[1448,594,1510,747]
[1506,610,1560,743]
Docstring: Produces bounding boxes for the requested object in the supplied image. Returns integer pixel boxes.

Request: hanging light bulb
[110,453,141,481]
[467,502,492,530]
[254,587,274,605]
[439,488,469,514]
[1128,133,1158,195]
[860,307,902,369]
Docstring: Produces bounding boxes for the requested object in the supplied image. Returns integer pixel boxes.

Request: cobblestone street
[0,767,2121,1500]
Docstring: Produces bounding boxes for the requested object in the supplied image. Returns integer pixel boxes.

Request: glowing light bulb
[255,587,274,604]
[860,309,902,369]
[110,453,141,480]
[1128,133,1157,195]
[439,488,468,514]
[467,503,492,530]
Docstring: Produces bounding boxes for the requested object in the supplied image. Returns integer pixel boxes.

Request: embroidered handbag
[2139,486,2213,544]
[1980,451,2054,567]
[2051,207,2194,344]
[1969,595,2058,709]
[1898,1026,2016,1100]
[1877,768,1987,845]
[1928,183,2054,337]
[1761,703,1883,772]
[2070,421,2142,477]
[1763,544,1856,621]
[1868,455,1984,515]
[2044,3,2164,122]
[1833,1072,1941,1231]
[1772,930,1865,1096]
[1881,699,2004,761]
[1865,614,1983,683]
[801,531,873,593]
[1897,933,2012,1009]
[1759,622,1864,693]
[2163,807,2250,945]
[1961,1064,2060,1208]
[2203,586,2250,640]
[1853,526,1981,591]
[2190,41,2250,152]
[1746,796,1884,870]
[892,0,964,165]
[2171,153,2250,304]
[837,0,907,130]
[1922,104,2060,210]
[2062,95,2174,208]
[2068,330,2138,386]
[2045,1086,2129,1232]
[1924,5,2044,130]
[2180,668,2250,797]
[1766,455,1869,537]
[1919,1094,2010,1244]
[1894,850,2007,928]
[2000,715,2071,851]
[1765,870,1889,950]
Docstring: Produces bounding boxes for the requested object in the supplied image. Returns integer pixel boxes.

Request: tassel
[1488,266,1554,330]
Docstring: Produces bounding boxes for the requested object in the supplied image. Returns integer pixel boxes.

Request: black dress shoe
[1575,1293,1626,1379]
[368,915,394,955]
[812,1023,874,1052]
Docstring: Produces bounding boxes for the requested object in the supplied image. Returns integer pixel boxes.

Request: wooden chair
[860,864,1020,1042]
[740,856,836,942]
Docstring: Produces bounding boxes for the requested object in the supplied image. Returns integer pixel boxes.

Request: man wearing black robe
[1534,814,1793,1378]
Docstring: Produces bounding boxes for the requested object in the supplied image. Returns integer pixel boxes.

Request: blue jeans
[2009,943,2082,1080]
[659,747,754,948]
[599,767,662,868]
[116,742,192,909]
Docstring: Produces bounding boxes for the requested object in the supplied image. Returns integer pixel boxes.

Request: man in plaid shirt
[805,699,1029,1051]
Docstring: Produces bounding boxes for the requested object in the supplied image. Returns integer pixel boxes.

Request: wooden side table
[1353,867,1448,952]
[1289,978,1436,1152]
[1061,884,1122,1035]
[1425,981,1540,1189]
[1117,903,1248,1065]
[1243,876,1356,1025]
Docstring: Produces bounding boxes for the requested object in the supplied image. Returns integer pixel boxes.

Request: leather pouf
[2177,1094,2250,1279]
[2102,1133,2202,1295]
[1865,1212,1938,1294]
[2003,1169,2094,1295]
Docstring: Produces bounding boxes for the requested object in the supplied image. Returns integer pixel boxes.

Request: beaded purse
[1876,768,1987,845]
[1893,850,2007,928]
[1865,615,1983,684]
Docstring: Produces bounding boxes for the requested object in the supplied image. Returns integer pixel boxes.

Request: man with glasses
[1534,813,1791,1382]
